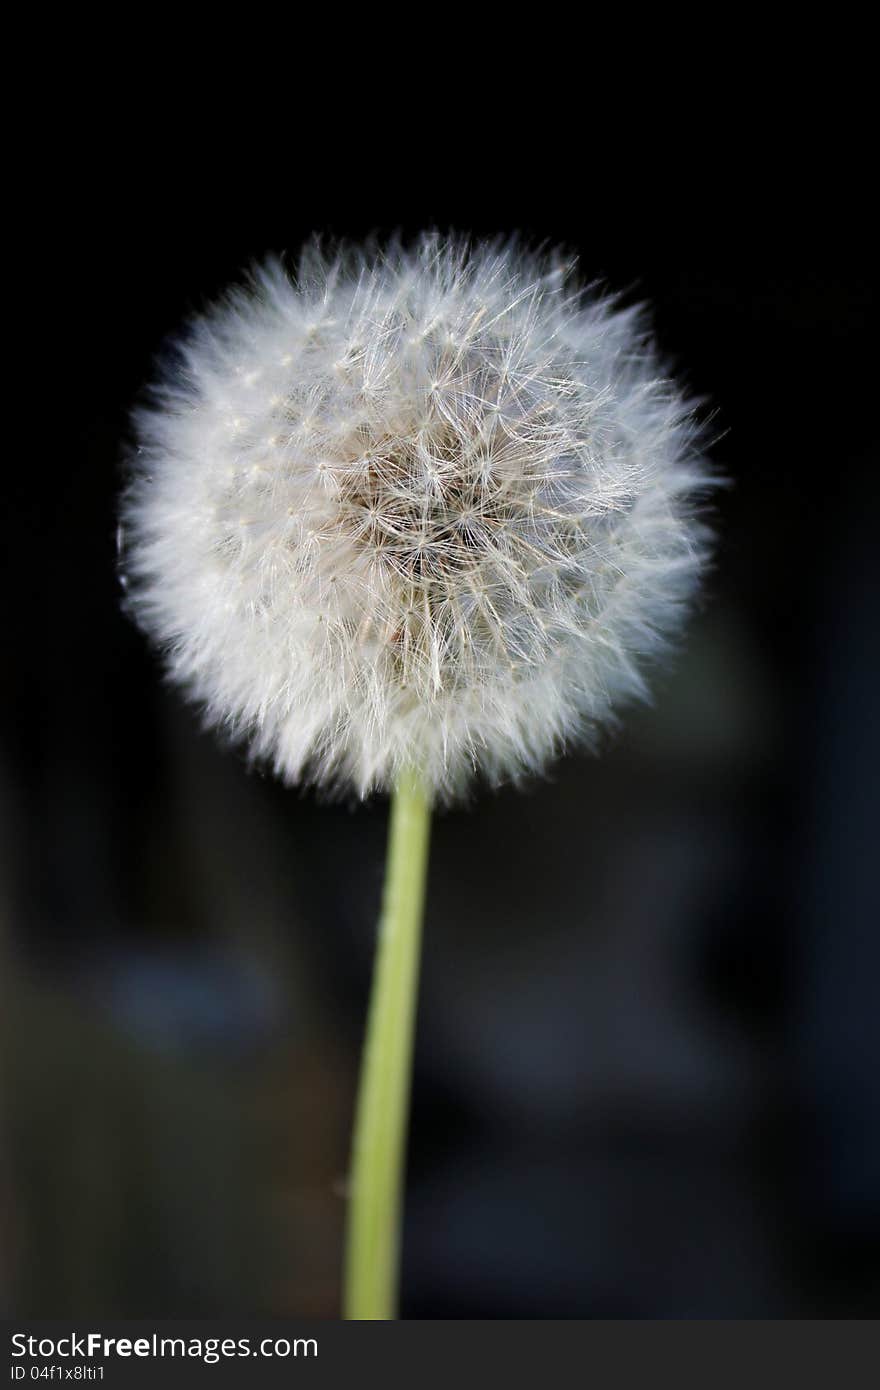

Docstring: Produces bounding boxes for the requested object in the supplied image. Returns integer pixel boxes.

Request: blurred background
[3,151,878,1318]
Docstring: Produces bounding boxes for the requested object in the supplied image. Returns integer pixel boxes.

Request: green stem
[343,767,432,1320]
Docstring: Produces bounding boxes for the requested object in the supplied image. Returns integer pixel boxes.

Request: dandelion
[122,234,713,1318]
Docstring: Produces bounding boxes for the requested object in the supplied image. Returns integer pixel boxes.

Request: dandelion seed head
[122,234,714,800]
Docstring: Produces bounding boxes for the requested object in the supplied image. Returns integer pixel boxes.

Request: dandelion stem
[343,767,432,1319]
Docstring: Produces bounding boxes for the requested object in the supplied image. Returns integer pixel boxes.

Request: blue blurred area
[90,944,283,1055]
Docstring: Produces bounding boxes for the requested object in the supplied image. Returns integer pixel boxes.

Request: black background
[3,98,878,1319]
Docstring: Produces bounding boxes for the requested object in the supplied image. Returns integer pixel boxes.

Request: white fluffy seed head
[122,234,714,802]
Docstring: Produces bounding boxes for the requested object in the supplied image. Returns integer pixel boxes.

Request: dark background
[3,130,878,1318]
